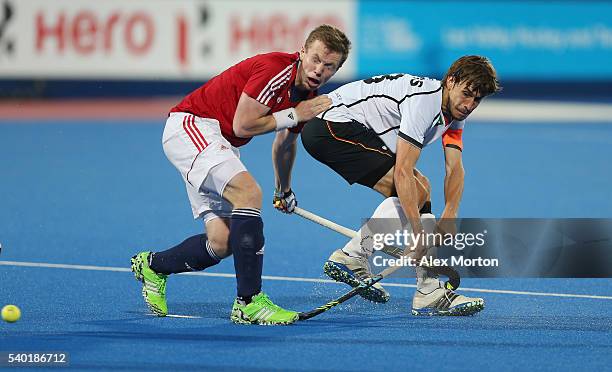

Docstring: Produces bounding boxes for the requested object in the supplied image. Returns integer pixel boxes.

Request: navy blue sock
[230,208,264,300]
[149,234,221,275]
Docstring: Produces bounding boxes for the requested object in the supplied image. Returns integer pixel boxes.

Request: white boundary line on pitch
[2,260,611,300]
[145,313,202,319]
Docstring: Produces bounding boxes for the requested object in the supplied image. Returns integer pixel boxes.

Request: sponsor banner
[0,0,355,79]
[361,218,612,278]
[357,1,612,79]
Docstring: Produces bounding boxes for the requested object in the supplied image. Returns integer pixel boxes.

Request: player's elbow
[232,121,251,138]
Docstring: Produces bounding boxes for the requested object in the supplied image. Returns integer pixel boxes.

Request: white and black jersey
[319,73,465,153]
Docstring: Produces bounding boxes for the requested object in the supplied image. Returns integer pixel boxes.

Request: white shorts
[162,112,247,222]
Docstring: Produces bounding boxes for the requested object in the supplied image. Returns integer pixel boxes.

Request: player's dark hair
[305,24,351,68]
[443,55,502,97]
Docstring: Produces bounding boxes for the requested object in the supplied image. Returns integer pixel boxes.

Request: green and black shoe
[231,292,298,325]
[131,252,168,317]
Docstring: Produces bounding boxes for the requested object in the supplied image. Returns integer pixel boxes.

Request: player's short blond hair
[443,55,502,97]
[305,25,351,68]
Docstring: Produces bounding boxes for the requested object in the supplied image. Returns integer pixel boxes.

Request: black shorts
[301,117,395,188]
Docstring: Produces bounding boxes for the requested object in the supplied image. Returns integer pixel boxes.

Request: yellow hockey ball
[1,305,21,323]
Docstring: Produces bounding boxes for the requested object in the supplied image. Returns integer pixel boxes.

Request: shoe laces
[255,293,282,311]
[442,288,459,306]
[354,256,375,280]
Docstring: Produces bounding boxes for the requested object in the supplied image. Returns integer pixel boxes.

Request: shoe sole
[230,317,296,326]
[141,286,167,317]
[323,261,390,303]
[230,310,297,326]
[412,300,485,316]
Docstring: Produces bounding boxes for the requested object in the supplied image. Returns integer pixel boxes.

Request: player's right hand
[273,189,297,213]
[295,95,332,122]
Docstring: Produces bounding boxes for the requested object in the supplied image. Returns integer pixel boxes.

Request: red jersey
[171,52,316,147]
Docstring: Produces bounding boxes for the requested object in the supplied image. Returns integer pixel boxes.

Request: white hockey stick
[293,206,459,286]
[292,206,460,320]
[293,206,405,257]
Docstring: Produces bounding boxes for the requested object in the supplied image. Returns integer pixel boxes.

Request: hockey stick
[293,207,405,257]
[293,206,460,286]
[298,274,385,320]
[294,206,460,321]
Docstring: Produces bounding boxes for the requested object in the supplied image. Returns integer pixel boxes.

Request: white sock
[341,199,443,292]
[339,197,443,292]
[416,213,443,292]
[342,197,409,258]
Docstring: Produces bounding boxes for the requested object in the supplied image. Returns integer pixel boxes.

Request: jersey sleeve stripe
[261,74,292,105]
[259,71,292,105]
[271,73,292,90]
[398,131,423,149]
[255,64,293,103]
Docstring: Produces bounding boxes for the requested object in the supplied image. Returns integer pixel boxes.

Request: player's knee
[223,172,262,208]
[205,218,233,259]
[207,230,232,259]
[373,168,396,197]
[238,182,262,207]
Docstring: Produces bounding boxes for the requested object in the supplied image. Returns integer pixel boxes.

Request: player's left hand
[273,189,297,213]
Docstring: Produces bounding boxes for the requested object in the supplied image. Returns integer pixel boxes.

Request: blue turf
[1,120,611,370]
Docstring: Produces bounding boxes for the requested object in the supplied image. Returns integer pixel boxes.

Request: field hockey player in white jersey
[301,55,501,315]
